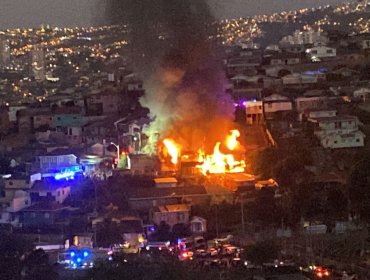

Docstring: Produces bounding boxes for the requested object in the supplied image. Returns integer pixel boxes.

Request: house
[17,107,52,133]
[52,106,86,145]
[280,44,305,54]
[227,56,262,77]
[263,94,293,119]
[353,88,370,102]
[0,108,10,135]
[245,100,263,125]
[151,204,190,228]
[37,152,83,179]
[83,119,116,145]
[280,29,328,45]
[4,173,41,190]
[21,202,72,229]
[223,173,256,192]
[127,185,208,211]
[30,180,71,204]
[84,91,120,116]
[295,96,328,112]
[282,73,319,85]
[300,109,337,121]
[190,216,207,235]
[306,45,336,60]
[268,53,301,66]
[154,177,177,188]
[308,115,365,149]
[0,190,31,227]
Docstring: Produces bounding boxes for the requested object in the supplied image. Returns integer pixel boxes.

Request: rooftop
[310,115,358,123]
[22,201,70,212]
[128,185,207,200]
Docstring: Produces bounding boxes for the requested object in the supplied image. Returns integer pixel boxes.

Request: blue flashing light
[149,226,155,232]
[83,251,89,257]
[55,171,76,180]
[70,251,75,257]
[77,258,82,263]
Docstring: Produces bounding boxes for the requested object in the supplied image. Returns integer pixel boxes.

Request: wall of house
[53,114,85,127]
[320,132,365,149]
[23,211,55,227]
[9,193,31,212]
[4,179,30,189]
[308,110,336,119]
[34,115,53,129]
[264,101,293,113]
[307,46,336,58]
[152,210,190,228]
[39,154,78,171]
[55,186,70,203]
[317,119,358,133]
[296,97,328,112]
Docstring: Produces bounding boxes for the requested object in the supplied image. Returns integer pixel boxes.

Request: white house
[353,88,370,102]
[263,94,293,118]
[306,46,336,60]
[308,115,365,149]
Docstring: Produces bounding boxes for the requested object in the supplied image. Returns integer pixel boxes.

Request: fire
[226,129,241,151]
[163,139,180,165]
[196,142,246,176]
[162,130,246,175]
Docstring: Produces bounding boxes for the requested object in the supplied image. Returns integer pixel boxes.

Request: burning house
[106,0,251,186]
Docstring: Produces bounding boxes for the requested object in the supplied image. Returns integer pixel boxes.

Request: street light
[110,142,120,166]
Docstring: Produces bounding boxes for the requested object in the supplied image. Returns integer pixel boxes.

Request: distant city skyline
[0,0,354,29]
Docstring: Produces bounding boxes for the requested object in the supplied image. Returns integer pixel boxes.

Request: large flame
[163,139,180,165]
[226,129,241,151]
[196,142,246,176]
[162,130,246,175]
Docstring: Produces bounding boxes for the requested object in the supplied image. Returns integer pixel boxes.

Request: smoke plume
[106,0,235,154]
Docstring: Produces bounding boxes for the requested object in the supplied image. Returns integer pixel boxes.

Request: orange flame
[226,129,240,151]
[162,130,245,174]
[196,143,246,175]
[196,130,246,175]
[163,139,180,165]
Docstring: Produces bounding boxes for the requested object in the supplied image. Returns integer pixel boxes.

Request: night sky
[0,0,352,28]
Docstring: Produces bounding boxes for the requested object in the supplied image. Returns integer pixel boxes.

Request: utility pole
[241,195,245,234]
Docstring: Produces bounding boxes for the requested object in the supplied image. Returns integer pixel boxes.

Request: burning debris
[161,130,246,176]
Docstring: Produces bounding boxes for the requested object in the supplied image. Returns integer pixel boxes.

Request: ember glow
[162,129,246,175]
[163,139,180,165]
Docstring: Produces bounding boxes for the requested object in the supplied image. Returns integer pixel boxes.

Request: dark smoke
[105,0,234,153]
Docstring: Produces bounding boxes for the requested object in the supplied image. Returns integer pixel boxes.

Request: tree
[22,249,58,280]
[154,221,171,242]
[96,219,122,247]
[349,153,370,224]
[0,233,34,280]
